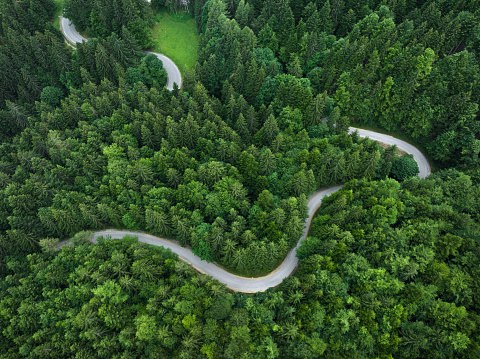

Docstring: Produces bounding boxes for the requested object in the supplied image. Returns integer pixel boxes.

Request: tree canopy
[1,0,480,357]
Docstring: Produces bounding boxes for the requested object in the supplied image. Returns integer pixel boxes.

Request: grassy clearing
[52,0,64,30]
[151,10,198,72]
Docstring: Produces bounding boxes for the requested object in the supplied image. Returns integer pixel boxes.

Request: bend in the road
[60,17,87,46]
[348,127,431,179]
[60,128,431,292]
[59,17,182,90]
[143,51,182,90]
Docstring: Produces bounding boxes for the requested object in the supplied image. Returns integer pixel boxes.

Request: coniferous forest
[0,0,480,358]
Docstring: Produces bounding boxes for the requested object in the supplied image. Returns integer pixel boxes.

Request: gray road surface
[79,186,344,293]
[143,51,182,90]
[61,129,430,292]
[349,127,431,179]
[59,17,182,90]
[60,16,87,45]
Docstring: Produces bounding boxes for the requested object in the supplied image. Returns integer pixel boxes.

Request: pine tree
[245,106,258,135]
[121,26,142,55]
[306,91,328,126]
[257,24,279,54]
[262,114,280,146]
[287,55,303,78]
[318,0,333,34]
[235,113,251,144]
[95,43,113,80]
[234,0,253,28]
[110,33,134,68]
[305,3,320,33]
[244,60,265,105]
[259,149,276,176]
[80,67,96,84]
[337,8,356,37]
[273,0,295,44]
[145,209,171,236]
[231,62,245,94]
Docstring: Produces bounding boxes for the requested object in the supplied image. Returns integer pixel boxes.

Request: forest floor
[151,10,198,72]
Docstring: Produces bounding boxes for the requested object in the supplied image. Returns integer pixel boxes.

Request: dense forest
[0,0,479,357]
[2,171,480,357]
[64,0,154,47]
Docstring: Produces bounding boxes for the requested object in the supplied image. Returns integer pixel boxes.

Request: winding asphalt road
[348,128,431,178]
[60,16,87,45]
[60,128,431,292]
[59,17,182,90]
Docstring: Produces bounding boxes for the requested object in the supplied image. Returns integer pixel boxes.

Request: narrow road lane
[60,16,87,45]
[59,17,182,90]
[143,51,182,90]
[60,128,430,292]
[348,127,431,178]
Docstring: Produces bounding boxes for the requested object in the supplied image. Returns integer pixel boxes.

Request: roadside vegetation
[51,0,63,30]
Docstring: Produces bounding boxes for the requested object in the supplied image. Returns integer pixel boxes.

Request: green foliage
[390,155,420,181]
[0,238,230,358]
[64,0,153,47]
[296,172,480,357]
[192,239,214,262]
[2,1,480,356]
[40,86,64,107]
[71,230,93,246]
[127,54,168,88]
[0,0,56,35]
[0,69,384,273]
[122,213,138,230]
[277,106,303,132]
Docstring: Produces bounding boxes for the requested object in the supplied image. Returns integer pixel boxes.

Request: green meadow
[151,10,199,72]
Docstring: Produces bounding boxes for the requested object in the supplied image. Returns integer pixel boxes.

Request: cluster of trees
[66,34,167,88]
[191,0,480,167]
[0,0,56,35]
[1,0,480,356]
[0,28,68,130]
[2,168,479,358]
[0,234,331,358]
[305,6,480,167]
[0,0,66,122]
[0,4,165,143]
[294,170,480,357]
[0,235,239,358]
[64,0,154,47]
[0,65,397,274]
[0,0,414,279]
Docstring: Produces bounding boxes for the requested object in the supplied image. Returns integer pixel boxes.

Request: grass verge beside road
[52,0,64,30]
[151,10,198,72]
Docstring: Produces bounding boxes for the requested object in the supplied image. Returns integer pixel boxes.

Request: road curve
[60,128,431,292]
[348,127,431,178]
[59,17,182,90]
[144,51,182,90]
[60,16,87,45]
